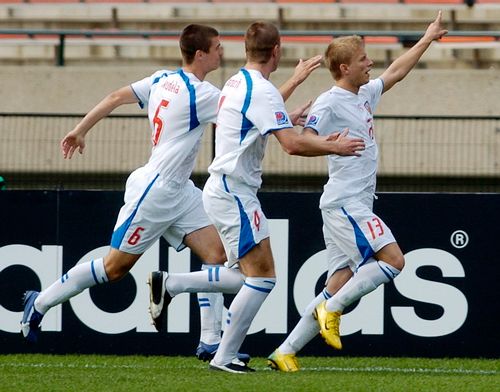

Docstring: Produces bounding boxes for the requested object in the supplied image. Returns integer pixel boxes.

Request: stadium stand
[0,1,498,67]
[0,0,498,191]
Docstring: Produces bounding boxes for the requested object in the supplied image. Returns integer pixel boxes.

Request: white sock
[34,258,109,315]
[165,266,244,297]
[278,288,332,355]
[326,259,400,312]
[197,264,223,345]
[213,277,276,365]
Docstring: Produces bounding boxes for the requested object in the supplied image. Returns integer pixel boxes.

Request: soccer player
[200,21,366,373]
[268,12,448,372]
[20,24,243,360]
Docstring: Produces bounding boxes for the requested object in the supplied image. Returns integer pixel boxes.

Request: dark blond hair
[179,24,219,64]
[245,21,280,64]
[324,35,364,80]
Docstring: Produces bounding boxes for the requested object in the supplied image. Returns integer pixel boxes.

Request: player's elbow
[281,142,301,156]
[275,129,305,155]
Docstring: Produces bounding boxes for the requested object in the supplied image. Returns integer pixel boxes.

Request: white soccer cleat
[209,358,255,374]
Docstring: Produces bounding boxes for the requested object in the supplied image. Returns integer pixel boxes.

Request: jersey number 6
[152,99,170,146]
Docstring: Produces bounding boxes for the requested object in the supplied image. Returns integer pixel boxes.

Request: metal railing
[0,28,499,66]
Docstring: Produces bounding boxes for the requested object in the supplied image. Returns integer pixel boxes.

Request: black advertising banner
[0,191,498,358]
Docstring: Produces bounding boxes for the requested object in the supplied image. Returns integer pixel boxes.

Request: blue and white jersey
[305,78,384,209]
[208,68,293,190]
[131,69,220,185]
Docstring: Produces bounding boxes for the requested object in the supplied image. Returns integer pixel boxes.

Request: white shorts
[321,199,396,279]
[202,174,269,267]
[111,167,211,254]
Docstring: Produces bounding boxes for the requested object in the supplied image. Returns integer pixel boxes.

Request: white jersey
[305,79,384,209]
[131,69,220,184]
[207,68,293,190]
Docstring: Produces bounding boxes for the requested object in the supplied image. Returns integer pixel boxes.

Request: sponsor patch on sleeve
[306,114,319,127]
[275,111,289,126]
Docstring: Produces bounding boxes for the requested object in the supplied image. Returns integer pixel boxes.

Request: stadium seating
[0,1,498,67]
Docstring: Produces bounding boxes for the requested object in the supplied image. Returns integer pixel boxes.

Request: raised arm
[279,55,322,101]
[380,11,448,93]
[60,86,138,159]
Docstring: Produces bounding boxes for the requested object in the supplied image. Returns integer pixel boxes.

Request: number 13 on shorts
[366,217,384,240]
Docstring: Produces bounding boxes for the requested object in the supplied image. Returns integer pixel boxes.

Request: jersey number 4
[152,99,170,146]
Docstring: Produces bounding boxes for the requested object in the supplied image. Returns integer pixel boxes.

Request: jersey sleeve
[364,78,384,112]
[304,93,333,136]
[130,76,151,110]
[130,70,169,110]
[196,83,220,124]
[245,82,293,135]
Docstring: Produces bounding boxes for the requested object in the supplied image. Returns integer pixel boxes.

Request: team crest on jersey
[275,111,289,125]
[306,115,319,127]
[364,101,372,114]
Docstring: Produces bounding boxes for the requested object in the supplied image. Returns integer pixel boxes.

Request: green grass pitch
[0,354,498,392]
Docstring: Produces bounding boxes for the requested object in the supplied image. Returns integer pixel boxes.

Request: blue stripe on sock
[215,266,220,282]
[322,288,332,300]
[378,262,396,280]
[90,259,99,285]
[198,298,210,307]
[208,268,213,282]
[244,282,273,293]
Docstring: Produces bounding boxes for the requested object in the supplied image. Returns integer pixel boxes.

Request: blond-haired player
[269,12,448,372]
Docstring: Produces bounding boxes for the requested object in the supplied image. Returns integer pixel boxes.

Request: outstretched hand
[60,131,86,159]
[289,100,312,126]
[290,55,323,86]
[327,128,365,157]
[425,10,448,42]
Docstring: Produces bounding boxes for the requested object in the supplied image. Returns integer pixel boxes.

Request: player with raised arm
[268,12,448,372]
[200,21,365,373]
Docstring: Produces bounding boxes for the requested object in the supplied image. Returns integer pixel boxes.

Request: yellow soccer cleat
[267,349,300,372]
[314,301,343,350]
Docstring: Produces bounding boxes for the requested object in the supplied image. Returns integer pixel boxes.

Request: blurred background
[0,0,499,192]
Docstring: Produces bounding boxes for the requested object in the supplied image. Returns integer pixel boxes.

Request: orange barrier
[275,0,334,3]
[338,0,400,3]
[364,36,400,43]
[439,35,497,42]
[404,0,464,4]
[23,0,81,3]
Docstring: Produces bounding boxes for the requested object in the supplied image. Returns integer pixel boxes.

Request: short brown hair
[324,35,364,80]
[179,24,219,64]
[245,21,280,64]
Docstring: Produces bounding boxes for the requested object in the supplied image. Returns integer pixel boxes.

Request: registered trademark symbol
[450,230,469,249]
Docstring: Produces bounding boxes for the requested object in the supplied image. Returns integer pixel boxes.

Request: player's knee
[210,246,227,264]
[104,257,133,282]
[104,264,125,282]
[256,263,276,278]
[390,254,405,272]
